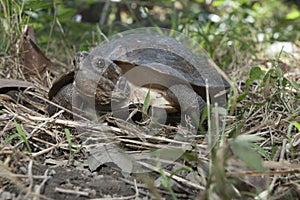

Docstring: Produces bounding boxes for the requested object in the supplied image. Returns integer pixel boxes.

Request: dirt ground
[0,87,203,199]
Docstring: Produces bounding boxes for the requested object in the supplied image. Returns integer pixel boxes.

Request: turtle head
[73,51,112,73]
[73,51,89,71]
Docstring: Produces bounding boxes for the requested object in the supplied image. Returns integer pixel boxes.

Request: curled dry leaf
[23,26,55,82]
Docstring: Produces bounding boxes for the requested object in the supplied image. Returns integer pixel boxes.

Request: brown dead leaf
[88,144,134,173]
[23,26,55,82]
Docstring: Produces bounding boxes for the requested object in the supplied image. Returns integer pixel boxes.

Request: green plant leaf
[212,0,224,7]
[4,133,19,145]
[198,105,208,133]
[286,8,300,20]
[287,122,300,139]
[293,122,300,131]
[252,143,271,161]
[262,69,276,88]
[142,89,151,120]
[237,92,248,101]
[270,146,279,160]
[170,166,191,177]
[14,120,31,153]
[249,66,263,81]
[231,135,265,172]
[65,128,72,147]
[64,128,81,161]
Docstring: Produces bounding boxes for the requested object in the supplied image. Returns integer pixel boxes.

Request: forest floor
[1,1,300,199]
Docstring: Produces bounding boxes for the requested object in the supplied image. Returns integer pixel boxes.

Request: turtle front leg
[166,84,207,129]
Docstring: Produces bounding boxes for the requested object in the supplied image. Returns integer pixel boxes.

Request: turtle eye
[79,53,84,59]
[96,59,106,68]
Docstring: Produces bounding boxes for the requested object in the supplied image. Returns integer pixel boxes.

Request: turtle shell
[75,33,229,107]
[49,32,229,117]
[87,33,227,89]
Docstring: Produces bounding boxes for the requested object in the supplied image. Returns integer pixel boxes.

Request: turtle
[48,33,229,121]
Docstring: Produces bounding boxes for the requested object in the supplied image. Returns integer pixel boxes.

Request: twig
[31,144,59,157]
[55,187,89,197]
[33,169,51,200]
[137,161,205,190]
[24,160,33,199]
[29,110,64,136]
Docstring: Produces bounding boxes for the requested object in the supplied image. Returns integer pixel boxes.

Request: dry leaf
[88,144,133,173]
[23,26,55,81]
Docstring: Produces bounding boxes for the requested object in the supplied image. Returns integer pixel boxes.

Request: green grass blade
[142,89,151,120]
[13,120,31,153]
